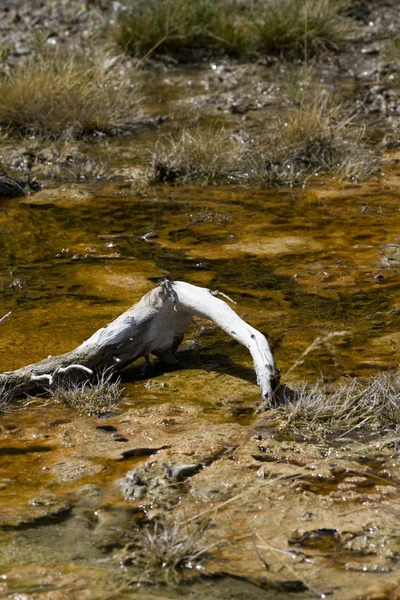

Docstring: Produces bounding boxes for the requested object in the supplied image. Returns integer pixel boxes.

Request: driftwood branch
[0,281,278,400]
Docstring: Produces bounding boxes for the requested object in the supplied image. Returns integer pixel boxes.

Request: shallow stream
[1,65,400,600]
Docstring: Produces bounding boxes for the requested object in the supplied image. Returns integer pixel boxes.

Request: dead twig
[253,531,325,598]
[0,311,11,325]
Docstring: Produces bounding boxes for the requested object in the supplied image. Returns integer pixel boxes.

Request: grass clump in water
[151,94,380,186]
[2,140,110,183]
[256,92,381,185]
[152,127,246,184]
[0,53,141,139]
[120,516,209,583]
[270,370,400,440]
[113,0,354,59]
[51,370,124,417]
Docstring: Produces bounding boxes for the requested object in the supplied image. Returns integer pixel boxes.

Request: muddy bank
[1,396,400,600]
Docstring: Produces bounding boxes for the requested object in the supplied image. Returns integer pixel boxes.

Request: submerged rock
[0,174,25,198]
[162,461,202,481]
[0,174,41,198]
[49,458,105,483]
[0,493,72,528]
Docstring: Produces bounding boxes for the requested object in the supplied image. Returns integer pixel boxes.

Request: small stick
[211,289,237,305]
[254,532,326,598]
[184,472,307,525]
[251,533,270,570]
[30,364,93,386]
[0,311,11,325]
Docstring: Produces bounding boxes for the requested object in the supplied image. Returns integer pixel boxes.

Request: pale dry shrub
[152,95,380,186]
[255,92,381,185]
[153,126,246,184]
[0,53,141,139]
[51,369,124,416]
[120,516,209,583]
[271,370,400,439]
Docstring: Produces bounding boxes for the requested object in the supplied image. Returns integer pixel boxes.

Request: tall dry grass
[153,126,246,183]
[257,91,380,185]
[151,93,380,186]
[255,0,353,56]
[269,370,400,439]
[51,369,124,416]
[0,53,141,138]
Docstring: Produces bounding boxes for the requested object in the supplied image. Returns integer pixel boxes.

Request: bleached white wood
[0,280,278,401]
[171,281,277,399]
[0,311,11,325]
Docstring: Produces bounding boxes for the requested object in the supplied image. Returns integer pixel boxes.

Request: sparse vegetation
[0,53,141,139]
[51,370,124,416]
[112,0,254,58]
[2,140,109,183]
[152,127,246,184]
[256,92,381,185]
[255,0,353,57]
[152,95,380,186]
[269,370,400,439]
[61,157,109,182]
[120,516,209,583]
[113,0,354,59]
[1,141,108,184]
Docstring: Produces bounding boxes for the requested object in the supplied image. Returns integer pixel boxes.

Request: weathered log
[0,280,279,400]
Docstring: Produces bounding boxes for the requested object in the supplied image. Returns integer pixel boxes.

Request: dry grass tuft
[0,53,141,139]
[152,95,380,186]
[51,369,124,416]
[152,126,246,184]
[53,156,109,182]
[270,370,400,439]
[256,92,380,185]
[120,516,209,582]
[2,140,109,183]
[112,0,255,58]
